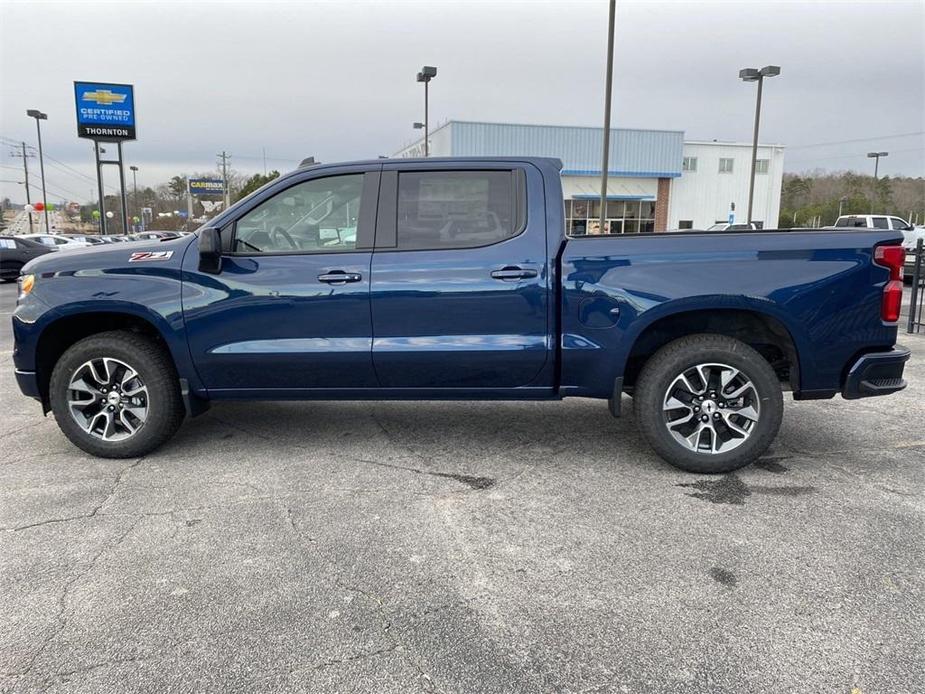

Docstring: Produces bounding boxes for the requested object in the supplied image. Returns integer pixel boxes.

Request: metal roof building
[394,120,784,232]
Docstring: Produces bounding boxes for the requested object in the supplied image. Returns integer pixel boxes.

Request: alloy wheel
[67,357,149,441]
[662,362,760,454]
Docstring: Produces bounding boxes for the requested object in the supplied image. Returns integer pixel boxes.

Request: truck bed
[559,229,902,399]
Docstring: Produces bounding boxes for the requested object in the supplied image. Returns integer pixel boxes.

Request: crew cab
[12,157,910,473]
[834,214,914,231]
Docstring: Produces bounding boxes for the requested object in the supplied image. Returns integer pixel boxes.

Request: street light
[26,109,50,233]
[838,195,848,217]
[867,151,888,179]
[739,65,780,224]
[129,165,139,232]
[415,66,437,157]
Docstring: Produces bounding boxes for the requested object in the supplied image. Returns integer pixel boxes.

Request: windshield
[707,223,726,231]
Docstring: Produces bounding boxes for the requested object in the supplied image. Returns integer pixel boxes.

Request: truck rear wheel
[49,331,184,458]
[634,334,783,473]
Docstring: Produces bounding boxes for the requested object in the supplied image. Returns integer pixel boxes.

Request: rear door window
[394,170,525,251]
[872,217,889,229]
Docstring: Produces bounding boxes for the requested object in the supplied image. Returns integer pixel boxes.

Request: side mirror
[198,227,222,274]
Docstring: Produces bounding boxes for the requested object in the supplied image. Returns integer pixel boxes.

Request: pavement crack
[8,456,146,532]
[207,414,272,441]
[0,423,37,440]
[52,654,148,679]
[334,577,438,692]
[313,643,401,671]
[13,516,141,679]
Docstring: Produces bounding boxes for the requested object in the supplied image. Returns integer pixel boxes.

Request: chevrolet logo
[82,89,127,106]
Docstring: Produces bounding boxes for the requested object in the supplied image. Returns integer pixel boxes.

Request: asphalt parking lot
[0,281,922,694]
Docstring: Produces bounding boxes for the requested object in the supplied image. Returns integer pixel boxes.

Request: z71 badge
[129,251,173,262]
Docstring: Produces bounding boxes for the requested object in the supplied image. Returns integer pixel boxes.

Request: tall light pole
[599,0,616,235]
[739,65,780,224]
[26,109,50,233]
[129,165,139,232]
[867,151,888,180]
[416,66,437,157]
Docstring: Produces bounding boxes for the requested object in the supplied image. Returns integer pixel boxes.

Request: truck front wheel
[634,334,783,473]
[49,331,185,458]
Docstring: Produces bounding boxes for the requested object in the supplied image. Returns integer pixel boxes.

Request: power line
[788,131,924,150]
[786,146,925,165]
[42,153,97,182]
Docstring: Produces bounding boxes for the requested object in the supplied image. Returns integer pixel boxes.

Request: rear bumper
[842,346,910,399]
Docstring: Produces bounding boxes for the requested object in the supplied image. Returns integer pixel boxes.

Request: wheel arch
[622,306,804,393]
[34,308,185,410]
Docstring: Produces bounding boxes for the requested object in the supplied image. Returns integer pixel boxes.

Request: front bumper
[15,369,41,400]
[842,346,910,399]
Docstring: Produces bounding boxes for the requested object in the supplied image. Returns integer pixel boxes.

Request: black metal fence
[908,238,924,334]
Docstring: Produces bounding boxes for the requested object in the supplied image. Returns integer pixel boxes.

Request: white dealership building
[394,121,785,233]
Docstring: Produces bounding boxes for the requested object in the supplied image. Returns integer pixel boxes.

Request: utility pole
[217,151,231,208]
[11,142,35,232]
[599,0,616,235]
[130,165,139,232]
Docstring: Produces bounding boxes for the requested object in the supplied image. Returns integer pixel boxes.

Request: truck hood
[21,235,195,276]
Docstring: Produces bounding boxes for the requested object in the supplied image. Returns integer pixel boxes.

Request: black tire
[49,331,184,458]
[635,334,783,474]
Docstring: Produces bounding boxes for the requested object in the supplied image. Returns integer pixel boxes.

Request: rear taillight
[874,244,904,322]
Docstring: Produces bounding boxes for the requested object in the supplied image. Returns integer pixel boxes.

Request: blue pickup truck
[11,157,909,473]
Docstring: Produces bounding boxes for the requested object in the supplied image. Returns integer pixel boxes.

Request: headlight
[18,274,35,299]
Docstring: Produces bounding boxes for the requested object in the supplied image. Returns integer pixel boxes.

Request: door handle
[491,266,538,281]
[318,271,362,284]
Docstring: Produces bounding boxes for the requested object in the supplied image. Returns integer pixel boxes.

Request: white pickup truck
[833,214,913,231]
[832,216,919,279]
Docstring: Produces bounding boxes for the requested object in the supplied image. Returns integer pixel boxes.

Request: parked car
[131,231,181,241]
[833,214,913,231]
[902,226,925,280]
[0,235,54,281]
[20,233,91,250]
[705,222,762,232]
[12,157,910,473]
[60,234,106,245]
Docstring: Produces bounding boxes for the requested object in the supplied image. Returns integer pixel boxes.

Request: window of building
[564,198,656,236]
[233,174,364,253]
[396,170,522,251]
[719,158,734,174]
[755,159,769,174]
[678,220,694,229]
[682,156,697,172]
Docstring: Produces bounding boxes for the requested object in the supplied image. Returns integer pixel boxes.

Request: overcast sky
[1,0,923,204]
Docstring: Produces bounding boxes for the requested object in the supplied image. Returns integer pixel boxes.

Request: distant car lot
[0,280,922,693]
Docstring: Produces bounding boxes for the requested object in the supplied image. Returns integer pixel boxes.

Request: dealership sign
[189,178,224,197]
[74,81,136,140]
